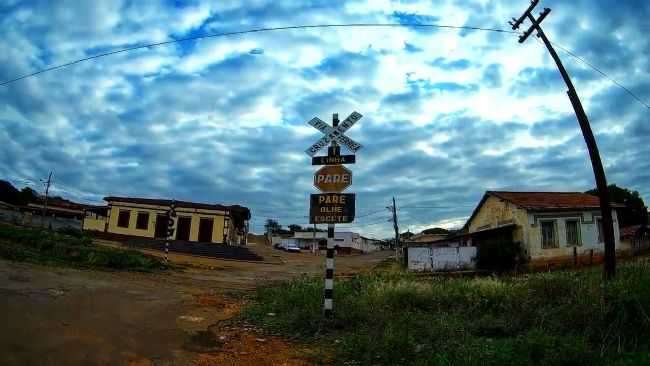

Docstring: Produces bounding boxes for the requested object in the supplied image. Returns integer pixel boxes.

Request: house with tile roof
[463,191,626,266]
[83,196,250,245]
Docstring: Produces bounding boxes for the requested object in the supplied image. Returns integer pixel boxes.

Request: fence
[407,246,477,272]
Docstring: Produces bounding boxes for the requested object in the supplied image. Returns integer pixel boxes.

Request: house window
[565,220,581,246]
[136,212,149,230]
[117,210,130,228]
[597,218,604,243]
[540,220,557,249]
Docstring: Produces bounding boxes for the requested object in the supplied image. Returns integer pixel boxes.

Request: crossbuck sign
[304,111,363,157]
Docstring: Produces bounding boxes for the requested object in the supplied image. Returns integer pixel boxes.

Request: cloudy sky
[1,0,648,237]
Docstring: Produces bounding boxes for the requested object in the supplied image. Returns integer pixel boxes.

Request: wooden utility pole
[41,172,52,228]
[391,196,400,261]
[511,0,617,279]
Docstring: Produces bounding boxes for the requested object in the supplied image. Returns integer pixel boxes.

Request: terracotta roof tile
[488,191,624,210]
[104,196,249,214]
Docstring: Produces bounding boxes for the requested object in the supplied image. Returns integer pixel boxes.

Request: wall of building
[408,246,477,271]
[106,202,227,244]
[467,195,528,243]
[83,216,106,232]
[526,210,621,262]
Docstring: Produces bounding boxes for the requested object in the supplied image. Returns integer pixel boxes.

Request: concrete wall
[106,201,227,244]
[408,246,477,272]
[82,211,106,232]
[0,209,81,230]
[526,210,621,262]
[467,195,529,243]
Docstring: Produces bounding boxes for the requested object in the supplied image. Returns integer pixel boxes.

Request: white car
[285,244,301,253]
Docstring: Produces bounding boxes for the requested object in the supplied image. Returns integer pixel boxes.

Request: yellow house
[83,196,250,245]
[463,191,625,266]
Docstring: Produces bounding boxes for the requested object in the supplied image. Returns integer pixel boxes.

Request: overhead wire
[545,39,650,110]
[0,22,517,87]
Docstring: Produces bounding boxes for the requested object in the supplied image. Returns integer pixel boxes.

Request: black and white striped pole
[305,111,362,319]
[324,222,335,316]
[165,200,176,263]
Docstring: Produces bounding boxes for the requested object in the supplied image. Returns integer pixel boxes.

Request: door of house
[154,214,167,239]
[176,217,192,241]
[198,218,214,243]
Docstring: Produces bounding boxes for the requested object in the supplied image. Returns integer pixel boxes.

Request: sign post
[305,112,362,318]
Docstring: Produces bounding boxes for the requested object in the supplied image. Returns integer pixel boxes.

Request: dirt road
[0,243,391,365]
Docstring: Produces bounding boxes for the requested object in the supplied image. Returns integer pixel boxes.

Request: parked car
[285,244,301,253]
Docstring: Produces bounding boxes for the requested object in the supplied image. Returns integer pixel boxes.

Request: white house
[463,191,625,267]
[272,231,382,254]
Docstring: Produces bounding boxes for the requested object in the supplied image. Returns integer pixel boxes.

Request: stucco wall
[83,217,106,232]
[408,246,477,271]
[106,202,227,244]
[526,210,621,261]
[467,195,529,243]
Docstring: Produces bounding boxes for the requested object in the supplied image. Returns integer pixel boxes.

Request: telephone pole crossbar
[511,0,617,279]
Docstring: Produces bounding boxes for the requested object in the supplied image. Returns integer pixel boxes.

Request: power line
[399,205,475,209]
[541,38,650,110]
[0,23,517,87]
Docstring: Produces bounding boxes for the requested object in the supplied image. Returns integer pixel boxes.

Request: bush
[0,224,168,271]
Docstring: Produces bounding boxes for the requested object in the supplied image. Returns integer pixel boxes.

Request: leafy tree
[20,187,40,204]
[586,184,648,227]
[421,227,450,235]
[288,224,303,233]
[0,180,21,204]
[264,219,282,234]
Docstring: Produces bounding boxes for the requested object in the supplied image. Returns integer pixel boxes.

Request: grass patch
[0,224,169,271]
[243,260,650,365]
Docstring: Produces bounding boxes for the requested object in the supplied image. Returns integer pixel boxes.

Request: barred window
[566,220,581,246]
[540,220,557,249]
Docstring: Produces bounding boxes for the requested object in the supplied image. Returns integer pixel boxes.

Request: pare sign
[313,164,352,193]
[309,193,355,224]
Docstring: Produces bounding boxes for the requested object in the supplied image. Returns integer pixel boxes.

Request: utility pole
[313,223,317,254]
[390,196,400,262]
[40,172,52,228]
[511,0,617,279]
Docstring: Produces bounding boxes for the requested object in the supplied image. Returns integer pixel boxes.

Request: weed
[244,261,650,365]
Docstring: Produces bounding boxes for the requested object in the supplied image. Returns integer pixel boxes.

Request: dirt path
[0,244,391,365]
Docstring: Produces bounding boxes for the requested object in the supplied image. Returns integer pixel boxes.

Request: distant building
[83,196,250,245]
[463,191,625,266]
[271,230,382,254]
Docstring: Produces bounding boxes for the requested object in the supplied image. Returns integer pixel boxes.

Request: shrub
[0,224,167,271]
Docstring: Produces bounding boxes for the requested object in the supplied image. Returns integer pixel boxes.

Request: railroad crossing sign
[314,164,352,192]
[304,111,363,157]
[309,193,355,224]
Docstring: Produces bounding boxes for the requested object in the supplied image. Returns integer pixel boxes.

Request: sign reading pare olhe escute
[309,193,355,224]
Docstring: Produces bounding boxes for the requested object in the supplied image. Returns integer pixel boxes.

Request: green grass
[0,224,169,271]
[243,260,650,365]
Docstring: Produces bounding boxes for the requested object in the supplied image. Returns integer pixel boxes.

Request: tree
[264,219,282,234]
[20,187,40,205]
[421,227,450,235]
[586,184,647,227]
[0,180,21,204]
[288,224,303,233]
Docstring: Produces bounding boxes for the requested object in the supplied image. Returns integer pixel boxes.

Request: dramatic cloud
[1,0,648,237]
